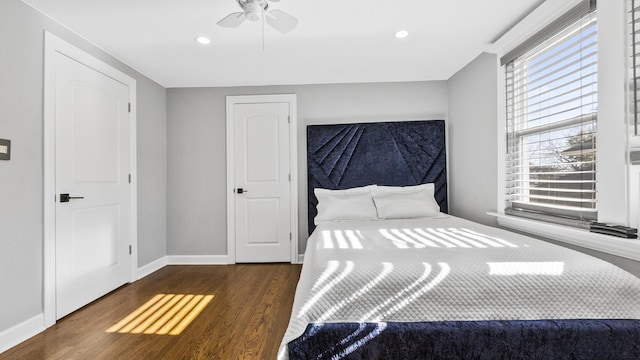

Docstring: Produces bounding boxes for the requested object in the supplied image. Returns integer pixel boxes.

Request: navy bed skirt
[288,320,640,360]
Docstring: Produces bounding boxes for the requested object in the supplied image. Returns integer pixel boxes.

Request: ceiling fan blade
[265,9,298,34]
[217,12,246,28]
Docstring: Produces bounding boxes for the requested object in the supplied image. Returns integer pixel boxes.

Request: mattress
[278,215,640,359]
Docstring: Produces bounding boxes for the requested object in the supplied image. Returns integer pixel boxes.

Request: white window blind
[630,0,640,136]
[504,4,597,225]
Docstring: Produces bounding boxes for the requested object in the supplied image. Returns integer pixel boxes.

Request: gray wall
[167,82,448,256]
[0,0,167,332]
[447,53,499,226]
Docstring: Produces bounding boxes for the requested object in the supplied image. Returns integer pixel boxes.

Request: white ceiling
[22,0,544,88]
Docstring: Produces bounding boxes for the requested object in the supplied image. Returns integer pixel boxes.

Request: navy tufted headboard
[307,120,448,234]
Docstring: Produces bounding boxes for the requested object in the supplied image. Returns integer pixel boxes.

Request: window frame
[492,0,636,261]
[501,1,598,227]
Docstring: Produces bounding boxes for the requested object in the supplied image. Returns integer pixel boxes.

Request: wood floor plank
[0,264,301,360]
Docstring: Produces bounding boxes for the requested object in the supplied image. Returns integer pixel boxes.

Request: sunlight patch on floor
[106,294,214,335]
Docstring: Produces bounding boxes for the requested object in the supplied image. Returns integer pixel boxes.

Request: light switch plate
[0,139,11,160]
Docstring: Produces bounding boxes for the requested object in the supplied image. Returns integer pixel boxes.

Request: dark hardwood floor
[1,264,302,360]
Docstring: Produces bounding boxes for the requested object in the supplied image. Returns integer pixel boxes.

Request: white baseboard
[166,255,229,265]
[0,314,44,355]
[139,254,302,273]
[137,256,168,280]
[137,255,229,279]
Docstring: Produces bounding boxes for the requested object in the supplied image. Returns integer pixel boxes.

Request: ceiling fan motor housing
[240,0,267,22]
[221,0,297,34]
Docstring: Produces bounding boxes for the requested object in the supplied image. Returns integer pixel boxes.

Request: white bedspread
[278,215,640,359]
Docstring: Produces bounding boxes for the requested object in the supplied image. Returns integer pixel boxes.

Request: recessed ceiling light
[195,36,211,45]
[395,30,409,39]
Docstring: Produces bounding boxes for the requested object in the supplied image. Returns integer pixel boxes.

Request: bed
[278,120,640,359]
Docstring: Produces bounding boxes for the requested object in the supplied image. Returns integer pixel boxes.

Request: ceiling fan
[217,0,299,34]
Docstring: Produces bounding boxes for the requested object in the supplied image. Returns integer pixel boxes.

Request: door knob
[236,188,248,194]
[60,193,85,203]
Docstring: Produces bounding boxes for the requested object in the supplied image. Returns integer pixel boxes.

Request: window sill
[488,212,640,262]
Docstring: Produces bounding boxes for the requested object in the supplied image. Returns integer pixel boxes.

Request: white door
[233,102,292,262]
[54,53,132,319]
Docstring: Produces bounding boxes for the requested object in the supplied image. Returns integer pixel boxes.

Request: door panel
[246,198,280,244]
[234,102,291,262]
[55,53,131,319]
[71,85,120,182]
[246,115,280,182]
[70,205,120,274]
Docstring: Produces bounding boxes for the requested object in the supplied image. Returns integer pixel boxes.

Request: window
[502,1,597,226]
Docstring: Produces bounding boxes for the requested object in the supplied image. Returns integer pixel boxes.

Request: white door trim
[226,94,298,264]
[43,31,138,328]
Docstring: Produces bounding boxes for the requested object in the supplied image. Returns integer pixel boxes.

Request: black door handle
[236,188,248,194]
[60,193,85,203]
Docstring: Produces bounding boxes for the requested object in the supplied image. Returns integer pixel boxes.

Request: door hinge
[128,103,131,113]
[129,245,132,255]
[289,232,292,241]
[288,174,291,182]
[128,174,131,183]
[288,115,290,124]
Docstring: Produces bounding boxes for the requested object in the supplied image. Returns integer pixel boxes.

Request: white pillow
[314,186,377,225]
[372,184,440,219]
[375,183,435,196]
